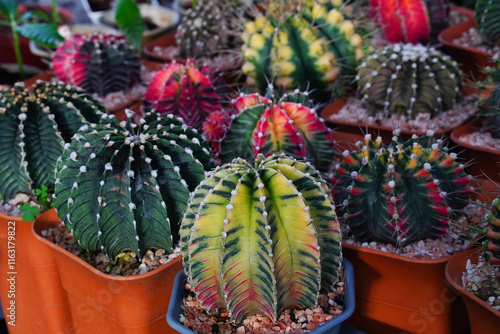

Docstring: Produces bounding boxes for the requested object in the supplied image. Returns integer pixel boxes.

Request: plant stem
[192,0,197,9]
[11,20,24,80]
[51,0,60,24]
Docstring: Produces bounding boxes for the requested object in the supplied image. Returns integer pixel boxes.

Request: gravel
[463,255,500,311]
[458,130,500,151]
[452,27,500,54]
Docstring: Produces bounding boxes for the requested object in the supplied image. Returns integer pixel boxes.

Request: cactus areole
[331,131,471,246]
[180,154,342,323]
[53,111,214,261]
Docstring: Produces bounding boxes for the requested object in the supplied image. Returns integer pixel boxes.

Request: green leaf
[0,0,17,21]
[21,212,35,222]
[115,0,145,51]
[17,10,50,24]
[17,22,63,48]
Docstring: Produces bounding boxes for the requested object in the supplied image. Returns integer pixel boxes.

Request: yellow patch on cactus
[351,34,362,48]
[250,33,266,50]
[242,62,256,75]
[331,0,343,6]
[315,53,336,71]
[309,39,327,57]
[327,9,343,25]
[299,26,316,43]
[323,68,340,82]
[339,21,355,39]
[275,61,296,76]
[312,4,328,20]
[245,21,257,34]
[276,45,294,60]
[255,15,267,30]
[276,77,294,89]
[356,48,365,61]
[244,47,260,60]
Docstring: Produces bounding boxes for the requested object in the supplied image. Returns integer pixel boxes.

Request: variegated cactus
[331,131,471,245]
[53,111,214,260]
[357,43,462,119]
[242,0,364,101]
[486,197,500,265]
[219,89,335,172]
[0,81,104,202]
[475,0,500,46]
[180,154,342,323]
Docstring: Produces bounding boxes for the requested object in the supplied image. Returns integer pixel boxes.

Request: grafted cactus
[357,43,462,119]
[486,197,500,265]
[52,33,141,97]
[220,89,335,171]
[0,81,105,202]
[474,0,500,46]
[53,111,214,260]
[242,0,364,101]
[180,154,342,323]
[331,131,471,245]
[142,61,227,131]
[201,109,232,161]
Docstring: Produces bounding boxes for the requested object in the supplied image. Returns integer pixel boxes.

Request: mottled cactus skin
[475,0,500,46]
[202,109,233,162]
[220,89,335,171]
[357,43,462,119]
[370,0,430,44]
[143,61,227,132]
[242,0,364,101]
[0,81,105,202]
[180,154,342,323]
[52,33,141,97]
[486,197,500,265]
[53,111,214,260]
[331,131,471,246]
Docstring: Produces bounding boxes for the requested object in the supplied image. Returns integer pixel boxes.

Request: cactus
[52,33,141,97]
[356,43,462,120]
[201,109,233,161]
[486,197,500,265]
[477,57,500,139]
[242,0,364,101]
[369,0,430,44]
[331,131,471,246]
[474,0,500,46]
[142,60,227,131]
[0,81,105,203]
[219,89,335,172]
[53,111,214,260]
[180,154,342,323]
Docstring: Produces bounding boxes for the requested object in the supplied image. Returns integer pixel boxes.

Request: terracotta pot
[0,210,72,333]
[450,119,500,182]
[450,5,475,22]
[33,209,183,333]
[445,248,500,333]
[439,20,494,81]
[342,244,470,333]
[167,259,356,334]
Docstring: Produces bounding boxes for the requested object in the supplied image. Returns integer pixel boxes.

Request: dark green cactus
[474,0,500,46]
[53,111,214,260]
[478,57,500,139]
[0,81,105,203]
[331,131,471,245]
[180,154,342,323]
[486,197,500,265]
[356,43,462,120]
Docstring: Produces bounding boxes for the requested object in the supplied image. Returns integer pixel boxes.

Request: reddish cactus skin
[202,109,233,162]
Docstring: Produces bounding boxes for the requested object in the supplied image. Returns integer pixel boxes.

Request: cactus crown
[331,130,471,246]
[356,43,462,120]
[53,111,214,261]
[142,60,227,132]
[220,88,335,171]
[474,0,500,46]
[242,0,364,101]
[180,154,342,323]
[52,33,141,97]
[0,81,105,203]
[486,197,500,265]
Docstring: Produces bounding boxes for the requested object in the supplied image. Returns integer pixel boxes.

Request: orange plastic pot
[33,209,183,334]
[0,210,72,333]
[445,248,500,333]
[342,244,470,334]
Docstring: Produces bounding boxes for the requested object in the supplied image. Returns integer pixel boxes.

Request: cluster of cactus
[0,81,105,203]
[486,197,500,265]
[143,61,227,132]
[474,0,500,46]
[52,33,141,97]
[331,131,471,245]
[242,0,364,101]
[218,88,335,171]
[175,0,245,59]
[53,110,214,260]
[356,43,462,119]
[478,57,500,138]
[180,154,342,323]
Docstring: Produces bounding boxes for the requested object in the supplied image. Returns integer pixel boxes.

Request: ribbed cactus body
[478,59,500,139]
[53,111,214,260]
[475,0,500,46]
[142,61,226,132]
[180,154,342,323]
[242,1,364,101]
[487,197,500,265]
[357,43,462,119]
[52,34,141,97]
[220,90,335,171]
[331,132,471,245]
[201,109,232,160]
[0,81,104,202]
[370,0,430,44]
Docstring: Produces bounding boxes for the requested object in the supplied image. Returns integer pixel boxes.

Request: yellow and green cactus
[180,154,342,323]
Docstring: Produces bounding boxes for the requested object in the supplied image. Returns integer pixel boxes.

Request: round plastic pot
[342,244,470,334]
[0,209,72,333]
[33,209,183,334]
[167,259,355,334]
[445,248,500,333]
[450,118,500,182]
